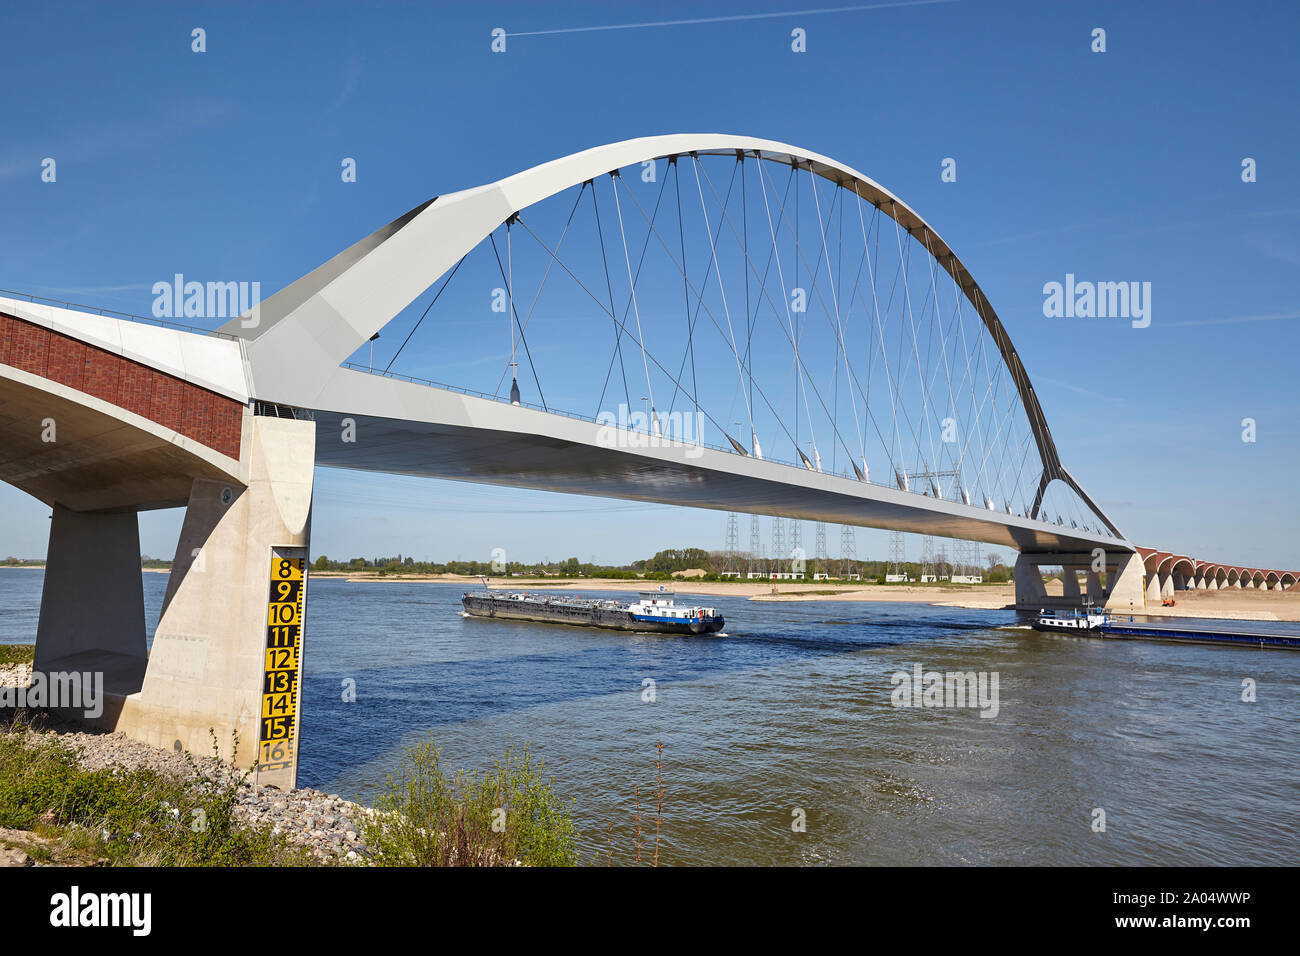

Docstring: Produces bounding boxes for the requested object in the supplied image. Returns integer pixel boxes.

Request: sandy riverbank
[316,573,1300,622]
[321,571,1003,601]
[13,566,1294,621]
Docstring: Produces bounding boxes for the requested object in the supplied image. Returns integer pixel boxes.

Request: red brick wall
[0,311,243,459]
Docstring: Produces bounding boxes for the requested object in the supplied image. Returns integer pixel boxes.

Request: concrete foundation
[1015,549,1145,611]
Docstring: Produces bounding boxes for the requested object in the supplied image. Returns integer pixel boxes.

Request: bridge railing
[0,288,242,341]
[339,360,829,471]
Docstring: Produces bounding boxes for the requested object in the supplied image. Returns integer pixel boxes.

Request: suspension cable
[382,254,467,374]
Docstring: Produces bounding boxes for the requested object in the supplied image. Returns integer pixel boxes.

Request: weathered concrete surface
[1015,550,1145,611]
[34,505,149,696]
[101,415,315,786]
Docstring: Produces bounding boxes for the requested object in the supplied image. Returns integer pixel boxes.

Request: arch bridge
[4,134,1293,785]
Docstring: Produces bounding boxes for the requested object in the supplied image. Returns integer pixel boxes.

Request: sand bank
[317,572,1300,622]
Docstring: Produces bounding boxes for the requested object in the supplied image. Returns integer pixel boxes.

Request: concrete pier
[35,505,149,696]
[108,416,315,787]
[31,414,315,789]
[1015,550,1146,611]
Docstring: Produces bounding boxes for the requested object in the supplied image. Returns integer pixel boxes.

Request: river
[2,570,1296,865]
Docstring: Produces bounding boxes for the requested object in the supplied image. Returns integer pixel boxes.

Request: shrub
[360,737,576,867]
[0,724,311,866]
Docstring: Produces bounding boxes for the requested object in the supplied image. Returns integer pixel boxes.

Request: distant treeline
[5,557,178,569]
[309,548,1014,584]
[5,551,1014,583]
[311,554,651,579]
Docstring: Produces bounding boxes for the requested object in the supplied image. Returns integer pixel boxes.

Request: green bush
[360,737,576,867]
[0,725,311,866]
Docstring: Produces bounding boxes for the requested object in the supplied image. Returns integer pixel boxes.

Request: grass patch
[0,645,34,666]
[0,723,314,866]
[360,737,577,867]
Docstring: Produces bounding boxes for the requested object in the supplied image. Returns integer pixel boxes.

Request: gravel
[2,667,374,864]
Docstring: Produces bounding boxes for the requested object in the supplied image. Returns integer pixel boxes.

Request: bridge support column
[1086,568,1104,604]
[1061,566,1082,601]
[1015,550,1144,611]
[1013,554,1047,606]
[79,415,316,789]
[35,505,149,695]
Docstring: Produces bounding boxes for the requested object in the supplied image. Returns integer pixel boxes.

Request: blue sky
[2,0,1298,568]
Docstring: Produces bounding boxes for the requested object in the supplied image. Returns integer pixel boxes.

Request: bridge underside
[305,373,1130,556]
[313,401,1152,612]
[0,370,239,512]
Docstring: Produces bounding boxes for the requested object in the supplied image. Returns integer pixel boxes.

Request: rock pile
[1,675,371,864]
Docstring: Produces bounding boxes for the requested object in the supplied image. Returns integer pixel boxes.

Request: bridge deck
[308,366,1131,555]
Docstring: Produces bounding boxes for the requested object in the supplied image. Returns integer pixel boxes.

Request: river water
[2,570,1296,865]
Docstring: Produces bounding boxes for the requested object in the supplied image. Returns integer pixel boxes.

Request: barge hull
[461,596,722,634]
[1099,623,1300,650]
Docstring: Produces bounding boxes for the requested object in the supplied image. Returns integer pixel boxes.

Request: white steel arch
[221,133,1121,539]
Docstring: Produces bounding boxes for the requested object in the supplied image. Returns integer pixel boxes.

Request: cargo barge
[1097,619,1300,649]
[1032,608,1299,649]
[461,586,724,635]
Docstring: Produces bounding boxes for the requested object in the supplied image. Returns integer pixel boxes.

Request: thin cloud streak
[1155,309,1300,329]
[506,0,958,38]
